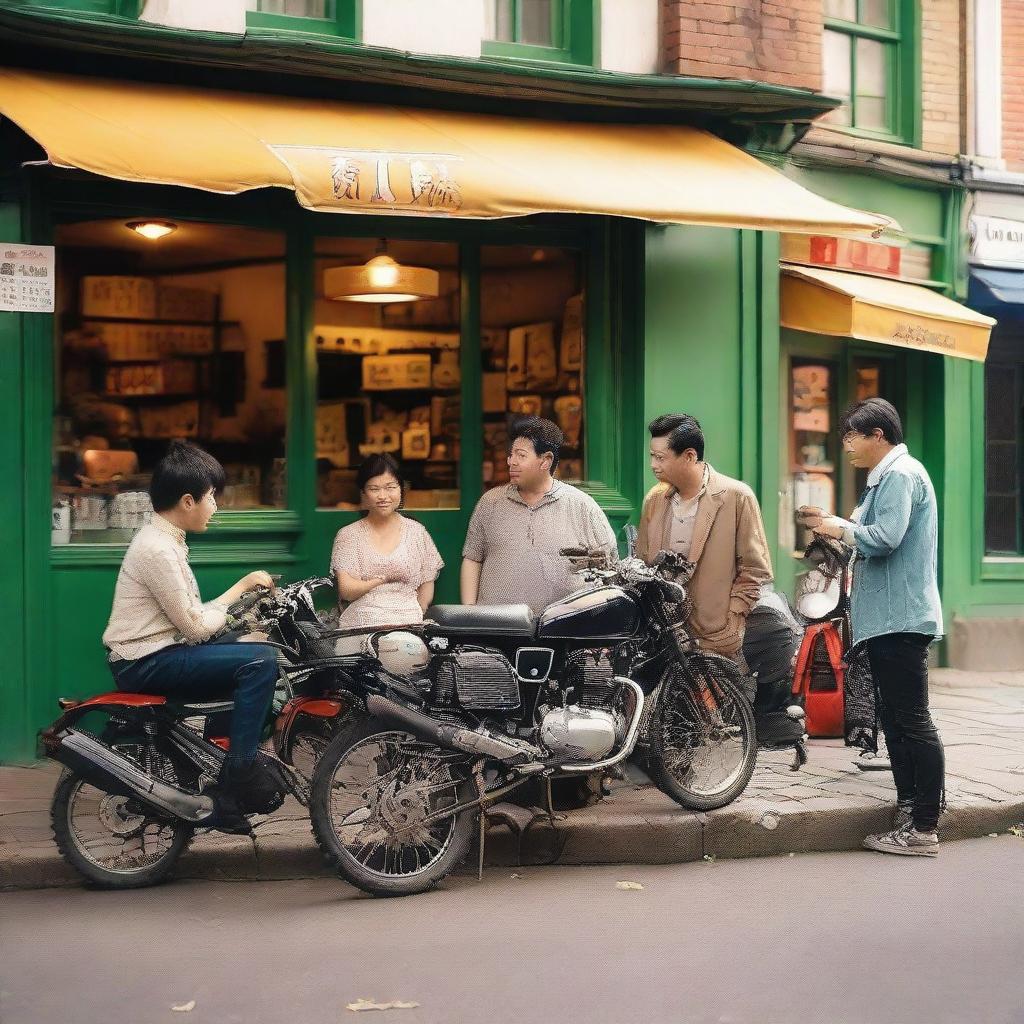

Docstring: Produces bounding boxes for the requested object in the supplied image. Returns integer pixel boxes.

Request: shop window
[52,221,287,545]
[984,361,1023,555]
[480,245,585,488]
[482,0,596,65]
[245,0,357,36]
[314,239,460,511]
[821,0,917,142]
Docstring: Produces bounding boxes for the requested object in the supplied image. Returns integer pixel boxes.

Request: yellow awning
[780,264,996,362]
[0,67,896,237]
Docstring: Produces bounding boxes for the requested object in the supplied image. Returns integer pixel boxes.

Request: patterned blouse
[331,516,444,631]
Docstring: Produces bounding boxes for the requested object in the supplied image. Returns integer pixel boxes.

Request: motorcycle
[308,547,757,897]
[38,574,352,889]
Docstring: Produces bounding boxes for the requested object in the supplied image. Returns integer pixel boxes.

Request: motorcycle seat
[175,700,236,714]
[427,604,537,637]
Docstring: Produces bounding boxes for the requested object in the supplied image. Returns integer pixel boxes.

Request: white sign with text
[970,215,1024,268]
[0,244,55,313]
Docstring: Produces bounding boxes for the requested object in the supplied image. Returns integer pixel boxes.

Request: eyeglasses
[364,483,402,497]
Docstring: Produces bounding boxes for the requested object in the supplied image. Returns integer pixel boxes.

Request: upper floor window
[822,0,918,143]
[482,0,597,65]
[245,0,357,37]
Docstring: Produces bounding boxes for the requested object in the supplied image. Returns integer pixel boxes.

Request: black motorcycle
[309,548,757,897]
[39,575,352,889]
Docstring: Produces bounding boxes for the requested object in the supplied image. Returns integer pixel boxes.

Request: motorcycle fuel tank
[536,585,641,641]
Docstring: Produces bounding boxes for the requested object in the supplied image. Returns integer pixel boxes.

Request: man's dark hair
[839,398,904,446]
[648,413,705,461]
[509,416,563,472]
[149,440,226,512]
[357,452,405,501]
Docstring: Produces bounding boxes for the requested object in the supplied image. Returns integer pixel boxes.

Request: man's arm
[730,491,773,615]
[848,473,914,557]
[460,558,482,605]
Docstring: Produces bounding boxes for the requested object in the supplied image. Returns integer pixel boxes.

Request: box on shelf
[362,354,431,390]
[81,276,157,319]
[560,293,584,371]
[162,359,199,394]
[523,322,558,388]
[315,326,458,354]
[104,363,163,396]
[157,285,217,322]
[72,493,109,531]
[402,424,431,460]
[139,400,200,439]
[107,491,152,531]
[432,352,460,388]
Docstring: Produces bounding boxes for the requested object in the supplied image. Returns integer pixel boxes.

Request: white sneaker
[863,821,939,857]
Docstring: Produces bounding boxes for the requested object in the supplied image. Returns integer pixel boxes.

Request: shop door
[780,341,906,598]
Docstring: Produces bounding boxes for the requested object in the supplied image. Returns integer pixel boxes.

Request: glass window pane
[484,0,515,41]
[985,363,1022,553]
[314,239,460,511]
[520,0,554,46]
[824,0,856,20]
[855,37,890,130]
[52,221,288,544]
[859,0,892,29]
[821,30,853,126]
[480,246,585,488]
[787,361,837,554]
[247,0,333,16]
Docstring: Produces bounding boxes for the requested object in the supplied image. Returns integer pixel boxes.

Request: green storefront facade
[0,3,1015,762]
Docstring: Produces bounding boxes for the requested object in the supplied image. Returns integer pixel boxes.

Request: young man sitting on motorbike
[102,440,282,830]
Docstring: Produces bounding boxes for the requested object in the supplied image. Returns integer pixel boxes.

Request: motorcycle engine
[433,648,521,711]
[538,704,622,760]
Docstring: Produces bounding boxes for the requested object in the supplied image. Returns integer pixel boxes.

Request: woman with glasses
[331,453,443,649]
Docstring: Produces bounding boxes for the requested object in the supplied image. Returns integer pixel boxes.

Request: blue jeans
[109,639,279,767]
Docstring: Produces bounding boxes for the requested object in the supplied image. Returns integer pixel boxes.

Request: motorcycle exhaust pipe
[50,729,216,825]
[366,694,541,765]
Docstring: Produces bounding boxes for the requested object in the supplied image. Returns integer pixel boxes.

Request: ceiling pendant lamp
[324,243,439,304]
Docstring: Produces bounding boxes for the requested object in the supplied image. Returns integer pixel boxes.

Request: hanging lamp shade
[324,253,440,303]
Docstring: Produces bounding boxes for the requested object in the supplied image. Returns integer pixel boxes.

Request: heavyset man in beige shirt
[636,413,773,662]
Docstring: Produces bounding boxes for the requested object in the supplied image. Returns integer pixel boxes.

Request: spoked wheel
[285,721,333,783]
[647,654,757,811]
[51,746,193,888]
[310,720,475,897]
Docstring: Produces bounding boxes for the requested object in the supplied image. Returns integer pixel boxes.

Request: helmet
[372,630,430,677]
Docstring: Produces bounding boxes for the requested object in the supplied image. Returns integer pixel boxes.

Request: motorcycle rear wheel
[310,720,475,897]
[647,655,757,811]
[51,768,193,889]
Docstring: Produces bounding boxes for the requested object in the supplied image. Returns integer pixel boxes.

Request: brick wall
[661,0,823,91]
[1004,0,1024,168]
[920,0,961,154]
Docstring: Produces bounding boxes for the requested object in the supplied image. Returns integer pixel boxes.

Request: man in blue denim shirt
[802,398,943,857]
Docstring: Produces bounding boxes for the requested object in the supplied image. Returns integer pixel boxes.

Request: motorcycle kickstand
[791,739,808,772]
[544,776,567,826]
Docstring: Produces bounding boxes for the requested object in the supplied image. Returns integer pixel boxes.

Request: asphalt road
[2,837,1022,1024]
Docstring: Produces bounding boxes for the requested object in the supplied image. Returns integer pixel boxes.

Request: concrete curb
[4,791,1023,891]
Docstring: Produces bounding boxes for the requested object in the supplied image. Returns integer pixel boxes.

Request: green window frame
[482,0,598,66]
[16,0,140,14]
[245,0,359,39]
[822,0,920,146]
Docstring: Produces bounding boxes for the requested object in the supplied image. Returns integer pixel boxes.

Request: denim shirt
[849,445,943,646]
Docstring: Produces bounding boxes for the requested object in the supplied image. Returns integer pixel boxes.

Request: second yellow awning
[780,264,996,362]
[0,67,896,237]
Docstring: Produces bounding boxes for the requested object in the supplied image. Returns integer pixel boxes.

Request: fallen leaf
[171,1001,196,1013]
[702,855,716,864]
[510,872,522,879]
[347,999,420,1013]
[615,880,644,890]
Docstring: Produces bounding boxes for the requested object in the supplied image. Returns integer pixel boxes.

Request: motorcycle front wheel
[647,654,757,811]
[50,759,193,889]
[310,720,476,897]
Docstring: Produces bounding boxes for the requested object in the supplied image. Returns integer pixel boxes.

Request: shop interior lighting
[324,243,440,304]
[126,220,178,240]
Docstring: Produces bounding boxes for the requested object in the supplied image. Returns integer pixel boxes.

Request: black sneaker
[205,791,253,835]
[220,759,287,814]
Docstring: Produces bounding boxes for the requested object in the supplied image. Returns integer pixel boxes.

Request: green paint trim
[51,542,299,567]
[757,231,782,572]
[739,231,760,491]
[246,0,358,39]
[459,241,483,522]
[0,199,29,760]
[0,5,839,123]
[482,0,598,67]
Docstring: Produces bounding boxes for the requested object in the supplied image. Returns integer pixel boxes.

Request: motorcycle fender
[272,695,348,757]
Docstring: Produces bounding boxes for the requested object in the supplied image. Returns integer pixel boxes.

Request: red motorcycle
[38,575,355,888]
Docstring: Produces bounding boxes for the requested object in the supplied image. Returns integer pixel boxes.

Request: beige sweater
[102,515,228,661]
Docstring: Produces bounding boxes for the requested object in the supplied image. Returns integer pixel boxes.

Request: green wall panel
[643,225,745,481]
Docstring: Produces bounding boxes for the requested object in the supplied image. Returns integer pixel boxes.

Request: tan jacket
[635,466,772,656]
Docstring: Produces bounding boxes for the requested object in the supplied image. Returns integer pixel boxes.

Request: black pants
[865,632,945,832]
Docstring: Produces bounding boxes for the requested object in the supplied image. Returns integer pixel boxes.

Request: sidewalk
[3,669,1024,890]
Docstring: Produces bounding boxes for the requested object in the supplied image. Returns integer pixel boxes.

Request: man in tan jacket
[635,414,772,662]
